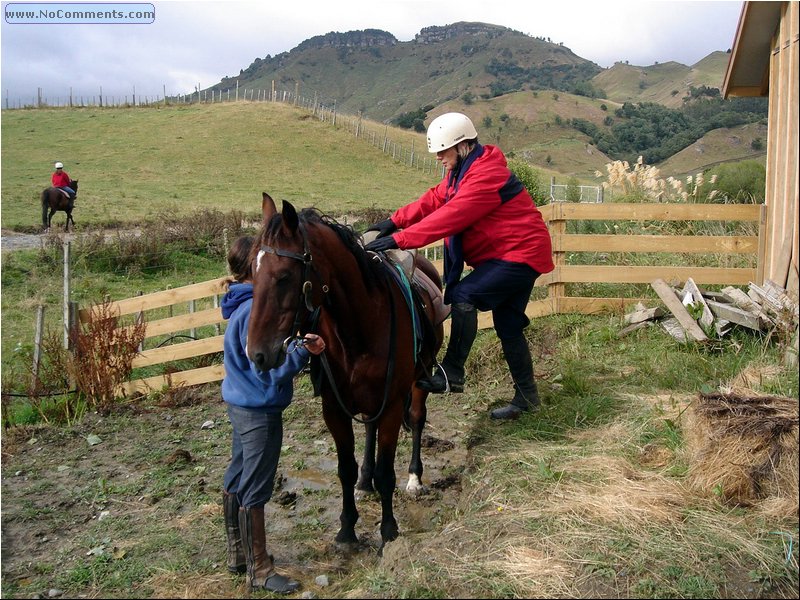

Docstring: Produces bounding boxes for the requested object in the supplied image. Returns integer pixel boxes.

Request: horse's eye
[276,272,293,286]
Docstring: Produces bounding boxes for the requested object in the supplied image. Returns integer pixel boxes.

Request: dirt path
[0,383,473,598]
[1,229,144,252]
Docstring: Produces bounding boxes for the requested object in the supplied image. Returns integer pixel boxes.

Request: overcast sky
[1,0,744,104]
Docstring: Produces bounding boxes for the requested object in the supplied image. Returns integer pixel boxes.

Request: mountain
[207,23,765,179]
[210,22,602,123]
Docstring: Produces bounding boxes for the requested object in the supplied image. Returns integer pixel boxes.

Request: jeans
[448,259,539,340]
[223,403,284,509]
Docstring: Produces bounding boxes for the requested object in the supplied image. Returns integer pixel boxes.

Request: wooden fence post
[136,291,144,351]
[63,240,71,349]
[68,301,79,351]
[33,305,45,377]
[756,203,767,286]
[546,202,565,314]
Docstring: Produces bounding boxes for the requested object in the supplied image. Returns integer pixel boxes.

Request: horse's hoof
[334,530,359,545]
[405,474,427,496]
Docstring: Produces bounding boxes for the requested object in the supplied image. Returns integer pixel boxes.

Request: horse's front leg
[357,421,376,493]
[323,404,359,545]
[406,386,428,495]
[374,404,403,552]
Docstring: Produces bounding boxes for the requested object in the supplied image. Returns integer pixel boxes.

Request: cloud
[1,0,743,103]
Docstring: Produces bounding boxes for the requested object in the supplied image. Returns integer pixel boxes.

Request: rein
[259,222,397,425]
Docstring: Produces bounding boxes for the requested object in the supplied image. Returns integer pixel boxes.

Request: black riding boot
[223,491,246,574]
[239,506,301,594]
[490,335,540,420]
[417,302,477,393]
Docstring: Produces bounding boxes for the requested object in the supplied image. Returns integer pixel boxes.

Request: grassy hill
[0,103,439,232]
[591,51,732,108]
[1,93,768,234]
[657,121,767,177]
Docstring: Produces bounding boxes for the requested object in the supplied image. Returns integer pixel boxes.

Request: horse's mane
[262,207,386,290]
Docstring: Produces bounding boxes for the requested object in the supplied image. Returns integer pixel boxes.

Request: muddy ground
[0,379,481,598]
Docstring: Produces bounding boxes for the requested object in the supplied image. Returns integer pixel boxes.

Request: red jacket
[391,144,554,275]
[52,171,71,187]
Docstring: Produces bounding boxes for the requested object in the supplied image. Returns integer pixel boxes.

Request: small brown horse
[42,179,78,231]
[247,193,444,552]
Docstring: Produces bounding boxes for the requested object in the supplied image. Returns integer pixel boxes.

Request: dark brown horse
[42,179,78,231]
[247,193,444,552]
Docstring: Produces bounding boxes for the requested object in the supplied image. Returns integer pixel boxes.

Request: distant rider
[51,162,76,201]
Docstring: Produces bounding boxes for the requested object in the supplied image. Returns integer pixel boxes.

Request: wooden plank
[131,336,224,368]
[651,278,709,342]
[681,278,714,329]
[624,306,665,324]
[553,234,759,254]
[546,202,762,222]
[618,321,653,338]
[721,286,762,313]
[119,364,226,397]
[557,265,756,285]
[559,296,641,315]
[122,307,224,339]
[705,299,766,331]
[79,277,228,321]
[661,317,689,342]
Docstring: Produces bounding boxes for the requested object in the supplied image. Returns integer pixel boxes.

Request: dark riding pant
[58,186,75,197]
[223,403,283,509]
[447,259,539,340]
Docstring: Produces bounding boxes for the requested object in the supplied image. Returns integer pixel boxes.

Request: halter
[258,221,396,425]
[258,223,317,342]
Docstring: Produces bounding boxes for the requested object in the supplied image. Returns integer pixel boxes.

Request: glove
[365,218,397,239]
[364,236,398,253]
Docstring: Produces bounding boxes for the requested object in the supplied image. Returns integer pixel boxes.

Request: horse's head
[71,180,79,193]
[247,193,312,371]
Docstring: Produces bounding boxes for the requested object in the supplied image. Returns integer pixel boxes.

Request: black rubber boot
[417,302,477,393]
[239,506,301,594]
[490,335,540,420]
[223,491,246,574]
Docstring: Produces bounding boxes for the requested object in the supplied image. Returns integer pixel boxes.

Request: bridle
[257,221,397,424]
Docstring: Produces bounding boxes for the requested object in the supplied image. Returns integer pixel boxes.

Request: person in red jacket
[364,112,554,419]
[51,162,76,200]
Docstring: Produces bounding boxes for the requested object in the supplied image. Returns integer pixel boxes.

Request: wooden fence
[79,202,764,397]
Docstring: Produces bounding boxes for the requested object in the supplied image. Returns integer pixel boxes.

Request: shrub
[508,159,546,205]
[69,298,147,414]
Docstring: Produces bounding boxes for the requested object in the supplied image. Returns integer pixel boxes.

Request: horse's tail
[41,189,49,227]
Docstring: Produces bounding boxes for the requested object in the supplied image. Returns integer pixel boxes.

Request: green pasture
[1,102,436,231]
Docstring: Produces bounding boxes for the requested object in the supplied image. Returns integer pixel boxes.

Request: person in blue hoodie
[219,235,325,595]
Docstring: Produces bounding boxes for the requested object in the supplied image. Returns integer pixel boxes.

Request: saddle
[363,231,450,368]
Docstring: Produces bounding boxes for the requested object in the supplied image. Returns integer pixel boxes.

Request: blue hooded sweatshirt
[221,282,310,411]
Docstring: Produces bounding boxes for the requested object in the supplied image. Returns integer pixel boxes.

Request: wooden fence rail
[80,202,764,397]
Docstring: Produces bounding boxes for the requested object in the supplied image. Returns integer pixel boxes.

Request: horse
[42,179,79,231]
[246,192,444,552]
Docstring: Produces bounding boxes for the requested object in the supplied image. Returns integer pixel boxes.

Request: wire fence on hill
[4,83,447,179]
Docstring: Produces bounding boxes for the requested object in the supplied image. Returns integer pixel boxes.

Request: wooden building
[723,1,799,299]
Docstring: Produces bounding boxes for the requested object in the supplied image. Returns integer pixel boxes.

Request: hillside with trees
[207,22,766,178]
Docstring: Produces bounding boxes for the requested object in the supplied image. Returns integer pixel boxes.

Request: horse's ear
[281,201,299,233]
[261,192,277,221]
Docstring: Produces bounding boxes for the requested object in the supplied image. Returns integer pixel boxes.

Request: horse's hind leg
[323,406,359,545]
[406,386,428,494]
[67,211,75,232]
[357,422,376,493]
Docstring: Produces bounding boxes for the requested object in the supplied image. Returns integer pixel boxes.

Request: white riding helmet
[426,112,478,153]
[54,162,64,169]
